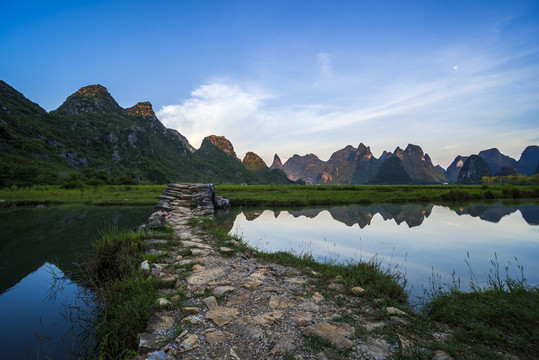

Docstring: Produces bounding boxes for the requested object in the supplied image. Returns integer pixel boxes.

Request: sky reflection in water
[219,203,539,302]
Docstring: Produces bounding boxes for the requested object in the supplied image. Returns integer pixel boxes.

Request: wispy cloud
[157,42,539,166]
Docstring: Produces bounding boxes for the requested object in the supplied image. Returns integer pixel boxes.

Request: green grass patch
[76,227,172,359]
[422,256,539,359]
[0,184,165,207]
[215,184,539,207]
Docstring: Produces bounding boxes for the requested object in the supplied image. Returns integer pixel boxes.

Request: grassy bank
[0,184,165,207]
[75,226,174,359]
[3,184,538,208]
[216,184,539,207]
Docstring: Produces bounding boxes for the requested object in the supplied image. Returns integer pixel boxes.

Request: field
[2,184,539,208]
[216,184,539,207]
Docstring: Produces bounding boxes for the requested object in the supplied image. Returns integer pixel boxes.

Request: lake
[0,205,153,359]
[215,201,539,302]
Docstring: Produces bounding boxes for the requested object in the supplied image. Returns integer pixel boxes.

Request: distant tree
[119,175,138,185]
[146,168,167,184]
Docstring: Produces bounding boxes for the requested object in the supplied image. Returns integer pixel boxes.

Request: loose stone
[290,311,315,326]
[205,331,235,345]
[186,268,226,285]
[229,316,264,338]
[202,296,218,310]
[302,321,355,349]
[311,291,324,303]
[137,333,169,354]
[271,336,296,354]
[191,264,205,272]
[204,307,240,326]
[253,310,283,326]
[386,306,406,316]
[146,312,176,332]
[358,337,394,359]
[351,286,366,295]
[269,295,296,309]
[212,285,235,297]
[177,334,200,352]
[182,307,201,315]
[242,279,263,291]
[156,298,171,307]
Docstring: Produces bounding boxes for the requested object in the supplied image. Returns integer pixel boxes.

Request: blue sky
[2,0,539,167]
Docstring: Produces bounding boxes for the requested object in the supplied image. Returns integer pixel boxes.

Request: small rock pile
[134,184,452,360]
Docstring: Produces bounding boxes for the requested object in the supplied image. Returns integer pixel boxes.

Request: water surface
[216,201,539,302]
[0,205,153,359]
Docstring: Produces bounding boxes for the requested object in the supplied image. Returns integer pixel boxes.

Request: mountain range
[1,80,537,186]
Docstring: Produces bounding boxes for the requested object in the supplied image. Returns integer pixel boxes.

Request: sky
[1,0,539,168]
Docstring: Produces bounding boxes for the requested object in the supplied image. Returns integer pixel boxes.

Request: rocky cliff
[243,152,268,171]
[457,155,492,184]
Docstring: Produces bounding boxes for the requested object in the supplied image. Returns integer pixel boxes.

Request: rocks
[211,285,235,296]
[351,286,365,295]
[186,267,226,285]
[202,296,218,310]
[302,321,355,349]
[146,312,176,332]
[311,291,324,303]
[271,336,296,354]
[358,337,394,359]
[253,310,283,326]
[204,307,240,326]
[137,333,169,354]
[204,330,235,345]
[269,295,296,309]
[176,333,200,352]
[229,316,264,338]
[386,306,406,316]
[242,279,263,290]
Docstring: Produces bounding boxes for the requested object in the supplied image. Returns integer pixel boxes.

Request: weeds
[422,254,539,359]
[73,227,170,359]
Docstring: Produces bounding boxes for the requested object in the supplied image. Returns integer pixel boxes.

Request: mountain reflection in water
[217,201,539,233]
[215,201,539,301]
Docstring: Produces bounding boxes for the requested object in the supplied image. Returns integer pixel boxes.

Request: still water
[216,201,539,302]
[0,205,153,359]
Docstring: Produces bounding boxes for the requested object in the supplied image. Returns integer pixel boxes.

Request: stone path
[134,184,452,360]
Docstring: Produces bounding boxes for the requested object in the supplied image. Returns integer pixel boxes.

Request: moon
[453,65,459,70]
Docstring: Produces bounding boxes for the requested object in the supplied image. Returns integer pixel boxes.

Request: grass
[216,184,539,207]
[75,226,175,359]
[0,184,165,207]
[422,255,539,359]
[2,184,538,208]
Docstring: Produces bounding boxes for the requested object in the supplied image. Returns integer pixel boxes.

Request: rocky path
[134,184,451,360]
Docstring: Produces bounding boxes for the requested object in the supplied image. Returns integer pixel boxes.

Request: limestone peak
[55,84,121,115]
[125,101,157,119]
[201,135,237,158]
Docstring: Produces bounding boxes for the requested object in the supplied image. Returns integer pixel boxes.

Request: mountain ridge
[1,80,538,186]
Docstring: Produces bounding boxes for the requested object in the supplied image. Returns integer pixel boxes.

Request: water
[216,201,539,302]
[0,205,153,359]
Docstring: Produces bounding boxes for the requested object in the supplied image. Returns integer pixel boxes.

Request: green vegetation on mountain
[372,156,413,184]
[0,81,291,186]
[458,155,492,184]
[242,151,268,171]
